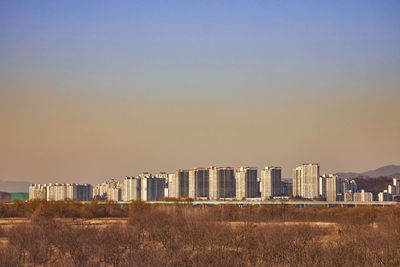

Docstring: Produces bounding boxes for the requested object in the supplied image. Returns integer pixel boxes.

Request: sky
[1,0,399,184]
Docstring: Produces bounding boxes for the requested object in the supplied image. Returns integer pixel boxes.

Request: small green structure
[10,192,29,201]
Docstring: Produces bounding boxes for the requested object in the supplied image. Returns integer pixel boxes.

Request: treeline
[0,200,128,218]
[0,200,399,224]
[1,202,400,266]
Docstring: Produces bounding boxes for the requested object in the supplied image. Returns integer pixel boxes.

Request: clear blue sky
[1,0,399,98]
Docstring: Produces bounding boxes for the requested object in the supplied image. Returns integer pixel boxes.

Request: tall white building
[388,184,396,195]
[29,184,47,200]
[46,183,67,201]
[235,167,258,200]
[122,177,141,201]
[378,191,391,202]
[168,170,189,198]
[168,173,177,198]
[325,174,340,202]
[292,163,320,199]
[393,178,400,195]
[260,166,281,199]
[209,167,218,200]
[109,187,121,202]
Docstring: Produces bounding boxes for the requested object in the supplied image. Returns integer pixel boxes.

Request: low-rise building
[378,191,391,202]
[353,189,373,202]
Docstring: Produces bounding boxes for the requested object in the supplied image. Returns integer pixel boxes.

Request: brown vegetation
[0,200,128,218]
[0,201,400,266]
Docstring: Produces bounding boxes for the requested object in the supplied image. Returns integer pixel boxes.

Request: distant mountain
[0,180,31,193]
[353,177,393,195]
[336,165,400,179]
[334,172,360,179]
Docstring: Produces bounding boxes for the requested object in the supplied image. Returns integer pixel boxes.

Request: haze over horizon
[1,1,399,184]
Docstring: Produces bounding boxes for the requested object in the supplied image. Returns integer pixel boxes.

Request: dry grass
[1,202,400,266]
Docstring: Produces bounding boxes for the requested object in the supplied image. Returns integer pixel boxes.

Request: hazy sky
[1,1,399,184]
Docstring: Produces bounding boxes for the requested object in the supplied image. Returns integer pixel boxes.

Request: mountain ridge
[0,180,31,193]
[336,165,400,179]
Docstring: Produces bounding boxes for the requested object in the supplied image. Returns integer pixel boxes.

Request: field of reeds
[0,200,399,266]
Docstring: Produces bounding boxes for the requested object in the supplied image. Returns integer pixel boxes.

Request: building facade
[353,189,373,202]
[29,184,47,200]
[235,167,258,200]
[29,183,92,201]
[93,179,121,201]
[169,170,190,198]
[260,166,281,199]
[216,167,235,199]
[141,175,166,201]
[293,163,320,199]
[325,175,340,202]
[189,168,210,200]
[122,177,141,201]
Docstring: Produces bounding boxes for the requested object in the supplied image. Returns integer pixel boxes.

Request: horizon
[1,1,400,184]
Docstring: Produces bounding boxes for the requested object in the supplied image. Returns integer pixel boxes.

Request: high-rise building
[319,175,327,199]
[235,167,258,200]
[93,179,120,201]
[76,184,92,201]
[46,183,67,201]
[209,167,218,200]
[168,173,176,198]
[188,167,236,200]
[154,172,169,197]
[189,168,210,200]
[216,167,235,199]
[281,180,293,196]
[260,166,281,199]
[392,178,400,195]
[122,177,141,201]
[325,174,340,202]
[108,187,121,201]
[141,174,166,201]
[169,170,190,198]
[292,163,320,199]
[378,191,391,201]
[388,184,396,195]
[29,184,47,200]
[343,179,358,193]
[66,184,92,201]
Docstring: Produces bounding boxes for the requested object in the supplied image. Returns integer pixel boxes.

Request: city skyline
[1,1,400,185]
[28,163,399,203]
